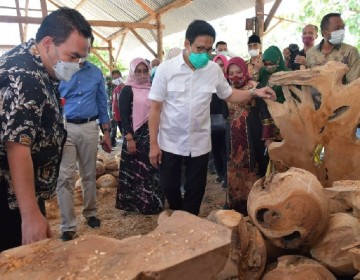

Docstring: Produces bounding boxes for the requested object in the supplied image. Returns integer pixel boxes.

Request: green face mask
[189,52,210,69]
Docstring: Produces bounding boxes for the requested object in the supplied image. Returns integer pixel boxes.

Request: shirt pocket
[166,83,186,105]
[197,85,216,105]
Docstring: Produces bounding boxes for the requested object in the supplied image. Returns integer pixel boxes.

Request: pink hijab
[213,54,228,77]
[125,58,151,132]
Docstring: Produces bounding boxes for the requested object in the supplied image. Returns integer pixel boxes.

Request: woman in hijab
[258,45,287,103]
[115,58,164,214]
[226,57,269,215]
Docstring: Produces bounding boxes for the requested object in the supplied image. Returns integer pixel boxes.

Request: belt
[66,115,98,124]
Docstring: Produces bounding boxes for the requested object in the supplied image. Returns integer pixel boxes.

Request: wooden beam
[264,0,282,31]
[0,5,54,12]
[255,0,265,40]
[92,29,107,42]
[156,14,163,61]
[91,49,110,69]
[23,0,30,42]
[129,28,157,58]
[134,0,156,17]
[39,0,48,18]
[108,40,113,72]
[75,0,87,10]
[87,20,159,29]
[263,19,283,36]
[93,46,115,51]
[107,0,191,41]
[0,45,17,49]
[14,0,25,43]
[0,15,42,24]
[114,33,127,65]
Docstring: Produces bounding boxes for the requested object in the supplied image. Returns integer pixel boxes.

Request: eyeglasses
[192,44,213,54]
[134,69,149,76]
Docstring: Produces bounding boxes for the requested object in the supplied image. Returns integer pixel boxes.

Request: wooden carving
[247,168,329,249]
[266,61,360,187]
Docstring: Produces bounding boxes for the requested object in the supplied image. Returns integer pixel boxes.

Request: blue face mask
[189,52,210,69]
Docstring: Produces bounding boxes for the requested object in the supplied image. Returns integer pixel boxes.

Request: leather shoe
[60,231,76,241]
[87,216,101,228]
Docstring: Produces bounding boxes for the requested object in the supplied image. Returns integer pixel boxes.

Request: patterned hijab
[125,58,151,132]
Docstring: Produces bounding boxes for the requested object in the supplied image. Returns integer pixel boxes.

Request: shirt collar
[317,39,342,51]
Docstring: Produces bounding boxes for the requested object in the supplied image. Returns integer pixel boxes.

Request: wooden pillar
[14,0,24,43]
[114,33,127,66]
[23,0,29,41]
[156,14,163,61]
[39,0,48,18]
[255,0,265,38]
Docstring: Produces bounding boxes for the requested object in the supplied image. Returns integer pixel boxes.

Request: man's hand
[22,210,52,245]
[283,47,290,61]
[254,87,276,101]
[149,144,162,168]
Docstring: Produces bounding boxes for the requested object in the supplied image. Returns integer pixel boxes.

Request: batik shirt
[0,39,66,209]
[306,40,360,84]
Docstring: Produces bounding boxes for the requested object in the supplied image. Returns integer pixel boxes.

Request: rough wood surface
[262,255,336,280]
[96,174,117,189]
[323,180,360,218]
[350,247,360,272]
[247,167,329,249]
[310,213,360,276]
[0,211,231,280]
[266,61,360,187]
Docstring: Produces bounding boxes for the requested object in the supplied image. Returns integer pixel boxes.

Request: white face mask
[112,77,123,86]
[328,29,345,45]
[217,51,228,57]
[53,60,80,81]
[249,49,260,57]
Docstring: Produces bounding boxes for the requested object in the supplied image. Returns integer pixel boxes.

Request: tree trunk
[247,167,329,249]
[350,247,360,273]
[262,255,336,280]
[323,180,360,218]
[310,213,360,276]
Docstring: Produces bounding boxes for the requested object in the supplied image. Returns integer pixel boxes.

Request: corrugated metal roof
[47,0,270,55]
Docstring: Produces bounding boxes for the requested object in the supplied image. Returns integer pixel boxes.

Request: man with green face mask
[148,20,276,216]
[306,13,360,84]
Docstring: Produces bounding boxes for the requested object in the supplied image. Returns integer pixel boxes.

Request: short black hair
[320,13,341,32]
[185,20,216,45]
[111,69,121,77]
[36,7,92,45]
[215,41,227,49]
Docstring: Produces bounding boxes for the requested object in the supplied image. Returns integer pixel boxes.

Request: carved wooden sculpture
[247,168,329,249]
[266,61,360,187]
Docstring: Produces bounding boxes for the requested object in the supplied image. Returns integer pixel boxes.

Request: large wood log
[349,247,360,272]
[262,255,336,280]
[247,167,329,249]
[208,210,267,280]
[266,61,360,187]
[323,180,360,218]
[0,211,231,280]
[310,213,360,276]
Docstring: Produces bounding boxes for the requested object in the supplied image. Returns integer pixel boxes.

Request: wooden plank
[87,20,158,29]
[264,0,282,31]
[108,40,113,72]
[91,49,110,69]
[129,28,157,58]
[134,0,156,17]
[75,0,87,10]
[23,0,30,42]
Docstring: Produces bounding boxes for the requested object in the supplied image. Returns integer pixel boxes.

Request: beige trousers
[56,120,99,233]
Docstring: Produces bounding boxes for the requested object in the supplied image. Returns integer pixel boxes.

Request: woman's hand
[127,139,137,154]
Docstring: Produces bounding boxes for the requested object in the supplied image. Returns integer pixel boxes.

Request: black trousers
[0,181,46,252]
[211,131,227,178]
[159,151,209,216]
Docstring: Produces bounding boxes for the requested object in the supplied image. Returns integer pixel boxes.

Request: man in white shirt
[148,20,275,215]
